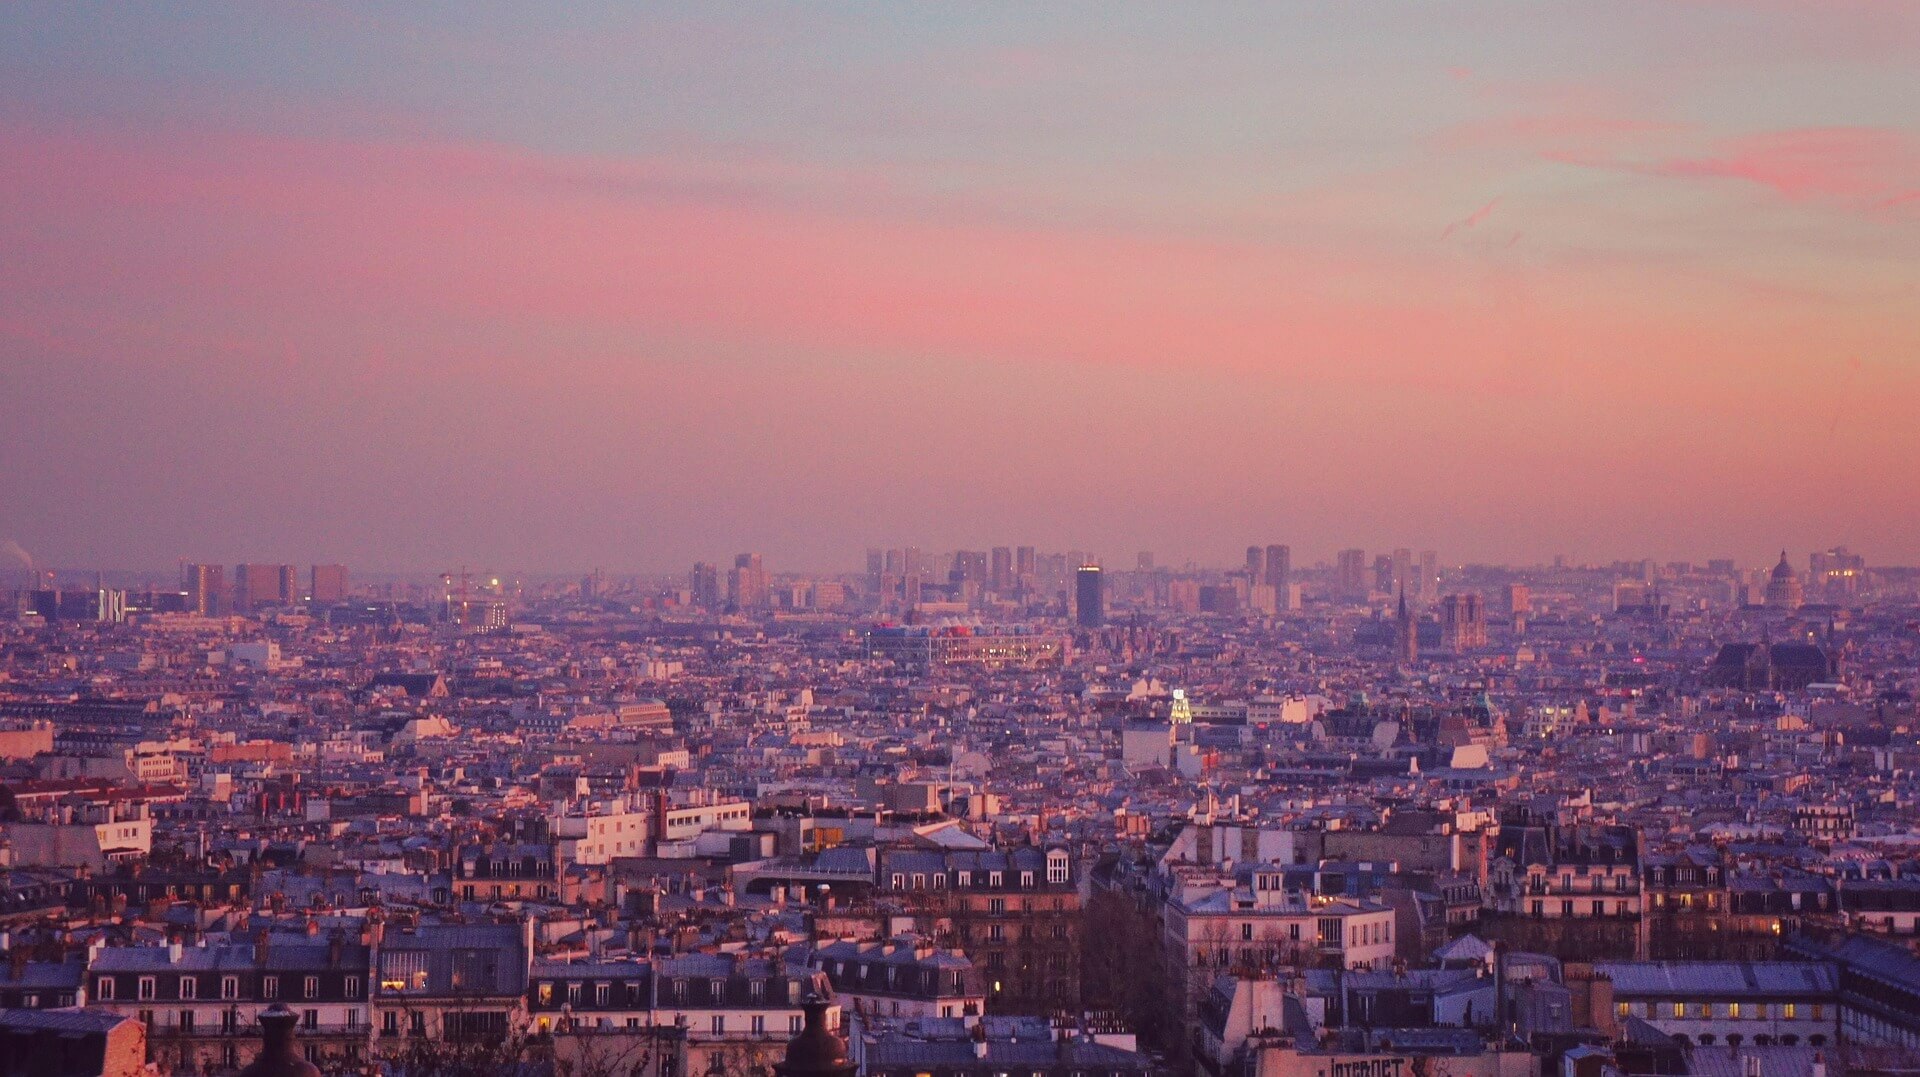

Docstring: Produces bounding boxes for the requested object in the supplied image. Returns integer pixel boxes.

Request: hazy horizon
[4,4,1917,572]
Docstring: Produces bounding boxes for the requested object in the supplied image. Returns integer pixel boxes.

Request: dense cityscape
[2,545,1918,1077]
[6,5,1918,1077]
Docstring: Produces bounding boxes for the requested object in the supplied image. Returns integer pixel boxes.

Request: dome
[1771,552,1796,579]
[237,1005,321,1077]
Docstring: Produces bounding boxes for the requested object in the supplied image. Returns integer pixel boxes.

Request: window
[568,983,584,1006]
[179,1011,195,1033]
[97,979,115,1001]
[382,1012,398,1035]
[1783,1004,1797,1020]
[1672,1003,1684,1019]
[304,1010,319,1030]
[1020,872,1034,888]
[1616,1003,1630,1018]
[1729,1003,1741,1019]
[752,1016,766,1035]
[789,1015,803,1034]
[304,976,319,1000]
[345,977,362,999]
[263,976,279,1000]
[222,976,239,1000]
[347,1012,360,1030]
[538,983,554,1005]
[1241,924,1254,941]
[409,1012,425,1036]
[711,1016,725,1035]
[138,977,156,1001]
[596,982,611,1006]
[180,977,197,1000]
[222,1011,238,1034]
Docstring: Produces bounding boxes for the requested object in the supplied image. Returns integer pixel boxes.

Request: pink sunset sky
[1,4,1916,573]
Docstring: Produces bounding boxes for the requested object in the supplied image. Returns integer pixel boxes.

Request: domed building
[1764,551,1804,609]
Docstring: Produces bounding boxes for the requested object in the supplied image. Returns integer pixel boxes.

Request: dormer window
[988,871,1003,887]
[1020,871,1034,888]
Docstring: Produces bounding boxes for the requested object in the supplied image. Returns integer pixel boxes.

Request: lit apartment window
[1729,1004,1741,1019]
[1783,1004,1797,1019]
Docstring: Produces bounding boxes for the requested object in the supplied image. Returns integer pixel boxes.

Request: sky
[2,3,1917,575]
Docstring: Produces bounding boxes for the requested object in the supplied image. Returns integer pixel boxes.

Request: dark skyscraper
[183,563,225,615]
[310,563,349,604]
[1075,564,1104,628]
[690,562,720,608]
[1336,548,1367,599]
[990,546,1013,592]
[1245,545,1265,581]
[1264,544,1291,591]
[233,563,294,610]
[1015,545,1036,578]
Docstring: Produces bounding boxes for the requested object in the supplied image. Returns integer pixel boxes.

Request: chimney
[254,929,270,965]
[1493,942,1508,1037]
[327,930,344,969]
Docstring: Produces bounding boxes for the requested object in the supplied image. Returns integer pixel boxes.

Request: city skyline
[3,4,1918,571]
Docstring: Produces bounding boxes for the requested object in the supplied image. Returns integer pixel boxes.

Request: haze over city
[3,3,1918,573]
[12,9,1920,1077]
